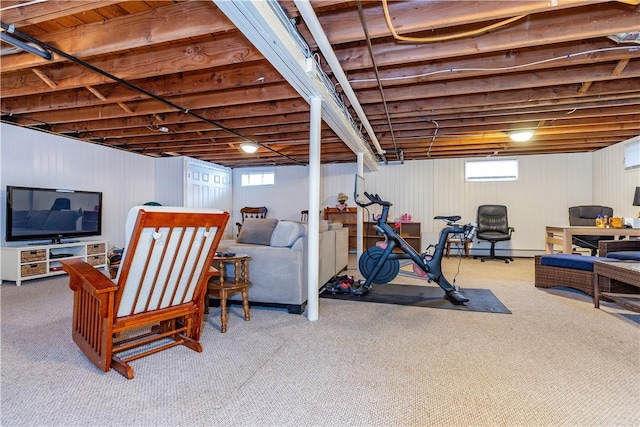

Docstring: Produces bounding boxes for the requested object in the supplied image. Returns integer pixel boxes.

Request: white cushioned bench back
[115,206,226,318]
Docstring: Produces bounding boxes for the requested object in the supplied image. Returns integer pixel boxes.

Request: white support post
[356,153,364,263]
[307,96,322,321]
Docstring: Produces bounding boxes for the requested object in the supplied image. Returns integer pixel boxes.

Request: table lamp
[634,186,640,218]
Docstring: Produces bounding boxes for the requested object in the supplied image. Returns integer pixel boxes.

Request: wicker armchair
[598,239,640,257]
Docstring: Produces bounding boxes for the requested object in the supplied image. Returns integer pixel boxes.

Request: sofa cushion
[540,254,619,271]
[606,251,640,261]
[328,221,343,230]
[237,218,279,245]
[42,210,80,230]
[270,220,305,247]
[28,210,51,229]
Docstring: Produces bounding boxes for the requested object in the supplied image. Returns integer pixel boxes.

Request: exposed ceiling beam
[214,0,379,170]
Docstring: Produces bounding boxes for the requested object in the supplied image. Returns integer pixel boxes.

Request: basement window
[465,159,518,182]
[624,139,640,170]
[240,170,275,187]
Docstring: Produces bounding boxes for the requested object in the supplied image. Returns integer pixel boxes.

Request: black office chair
[474,204,515,263]
[568,205,614,256]
[50,198,70,211]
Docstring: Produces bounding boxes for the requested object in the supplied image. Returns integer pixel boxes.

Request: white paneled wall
[231,165,310,224]
[1,124,155,249]
[3,123,637,256]
[232,143,637,256]
[593,141,640,218]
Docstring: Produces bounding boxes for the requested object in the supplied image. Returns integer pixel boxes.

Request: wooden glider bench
[62,206,229,379]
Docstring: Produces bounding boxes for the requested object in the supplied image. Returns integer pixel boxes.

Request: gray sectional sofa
[216,218,349,313]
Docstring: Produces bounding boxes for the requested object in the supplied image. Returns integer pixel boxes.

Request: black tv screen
[6,186,102,243]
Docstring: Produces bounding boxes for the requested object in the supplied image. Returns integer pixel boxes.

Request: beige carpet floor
[1,255,638,426]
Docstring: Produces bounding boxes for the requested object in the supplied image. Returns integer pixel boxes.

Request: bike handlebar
[355,192,392,208]
[355,191,477,241]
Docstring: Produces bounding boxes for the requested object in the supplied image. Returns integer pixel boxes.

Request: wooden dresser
[324,207,422,253]
[324,207,359,251]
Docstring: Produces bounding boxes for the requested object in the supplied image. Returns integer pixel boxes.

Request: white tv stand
[1,240,107,286]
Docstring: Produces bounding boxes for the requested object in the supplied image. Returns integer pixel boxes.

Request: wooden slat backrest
[114,207,228,318]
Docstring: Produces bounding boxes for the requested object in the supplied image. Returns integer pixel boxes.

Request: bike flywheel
[358,246,400,284]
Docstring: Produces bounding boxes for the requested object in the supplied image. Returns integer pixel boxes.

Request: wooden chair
[236,206,267,235]
[300,210,320,221]
[61,206,229,379]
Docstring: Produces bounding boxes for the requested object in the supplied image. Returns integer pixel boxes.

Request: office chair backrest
[568,205,613,226]
[51,198,71,211]
[476,205,510,234]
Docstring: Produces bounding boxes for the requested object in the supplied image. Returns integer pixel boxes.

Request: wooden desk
[545,226,640,254]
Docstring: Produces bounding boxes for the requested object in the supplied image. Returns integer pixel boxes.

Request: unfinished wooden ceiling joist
[1,0,639,168]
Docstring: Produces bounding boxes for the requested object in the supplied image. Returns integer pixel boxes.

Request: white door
[186,161,233,238]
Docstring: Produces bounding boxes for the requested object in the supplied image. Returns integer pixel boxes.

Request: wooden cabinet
[1,240,107,285]
[324,207,359,251]
[324,207,422,253]
[363,222,422,252]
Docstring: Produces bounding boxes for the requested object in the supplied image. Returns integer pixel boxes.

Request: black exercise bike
[328,192,477,305]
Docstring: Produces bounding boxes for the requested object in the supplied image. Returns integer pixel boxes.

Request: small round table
[206,254,251,333]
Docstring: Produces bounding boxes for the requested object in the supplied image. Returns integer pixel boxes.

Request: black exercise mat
[320,284,511,314]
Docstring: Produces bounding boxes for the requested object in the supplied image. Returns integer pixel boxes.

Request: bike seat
[434,215,461,222]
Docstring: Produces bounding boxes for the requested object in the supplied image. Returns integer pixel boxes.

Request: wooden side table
[206,254,251,333]
[445,237,470,258]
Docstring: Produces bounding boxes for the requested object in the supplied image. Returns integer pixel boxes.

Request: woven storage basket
[21,263,46,277]
[20,250,46,263]
[87,243,105,255]
[87,255,105,266]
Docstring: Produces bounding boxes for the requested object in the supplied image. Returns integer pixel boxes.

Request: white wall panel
[1,123,155,249]
[593,137,640,219]
[154,157,187,206]
[4,122,634,256]
[231,165,310,225]
[232,150,611,255]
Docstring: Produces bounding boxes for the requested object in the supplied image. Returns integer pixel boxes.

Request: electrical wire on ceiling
[381,0,639,43]
[0,21,305,166]
[356,0,397,164]
[420,118,439,158]
[347,46,639,84]
[0,0,46,11]
[381,0,526,43]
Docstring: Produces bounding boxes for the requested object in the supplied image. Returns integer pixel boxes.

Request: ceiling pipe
[356,0,398,163]
[1,24,52,60]
[215,0,379,171]
[294,0,386,162]
[0,22,303,165]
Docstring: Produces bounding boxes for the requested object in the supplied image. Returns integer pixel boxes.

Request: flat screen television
[5,186,102,244]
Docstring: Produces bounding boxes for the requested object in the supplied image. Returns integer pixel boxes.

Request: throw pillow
[270,220,304,247]
[236,218,279,245]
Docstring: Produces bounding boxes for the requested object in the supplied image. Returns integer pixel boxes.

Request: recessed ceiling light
[509,130,534,142]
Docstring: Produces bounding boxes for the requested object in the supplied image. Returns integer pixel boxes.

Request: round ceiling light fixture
[509,130,534,142]
[240,142,259,153]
